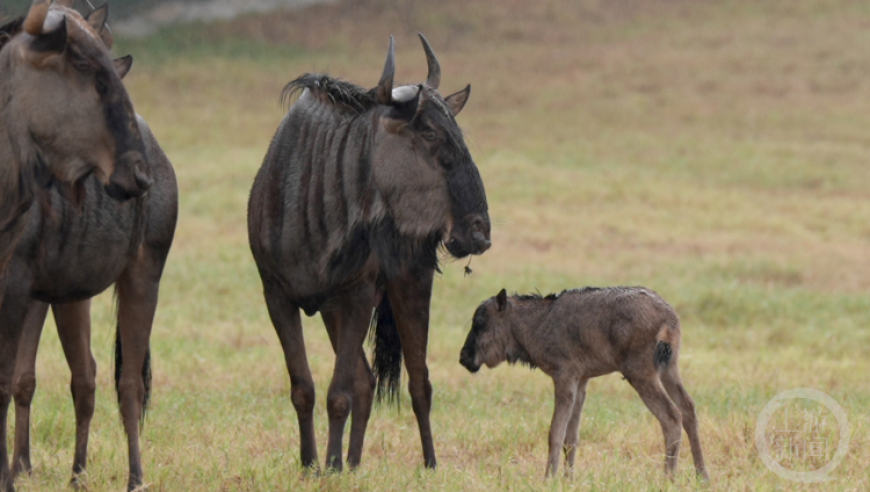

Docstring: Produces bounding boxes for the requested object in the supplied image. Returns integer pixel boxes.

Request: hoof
[128,482,149,492]
[70,471,89,490]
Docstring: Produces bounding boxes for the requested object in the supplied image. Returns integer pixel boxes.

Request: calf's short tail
[653,324,675,369]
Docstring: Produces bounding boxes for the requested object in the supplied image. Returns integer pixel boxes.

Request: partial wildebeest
[0,2,177,491]
[0,0,151,275]
[4,115,176,492]
[460,287,709,480]
[248,34,490,472]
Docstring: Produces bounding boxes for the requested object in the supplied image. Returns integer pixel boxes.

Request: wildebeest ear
[496,289,507,311]
[444,85,471,116]
[30,17,67,54]
[87,4,114,48]
[114,55,133,79]
[86,3,108,33]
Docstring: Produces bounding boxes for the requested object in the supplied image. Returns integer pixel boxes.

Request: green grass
[9,0,870,490]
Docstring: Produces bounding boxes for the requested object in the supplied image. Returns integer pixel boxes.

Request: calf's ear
[496,288,507,311]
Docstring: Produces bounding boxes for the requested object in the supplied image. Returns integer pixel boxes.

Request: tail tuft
[369,294,402,406]
[654,340,673,369]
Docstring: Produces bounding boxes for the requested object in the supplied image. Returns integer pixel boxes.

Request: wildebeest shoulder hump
[281,73,378,115]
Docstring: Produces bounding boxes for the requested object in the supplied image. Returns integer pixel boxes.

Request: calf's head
[460,288,514,372]
[371,35,490,257]
[2,0,151,200]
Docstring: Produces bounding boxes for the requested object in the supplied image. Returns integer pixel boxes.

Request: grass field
[8,0,870,490]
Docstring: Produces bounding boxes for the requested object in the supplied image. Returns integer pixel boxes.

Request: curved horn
[418,33,440,90]
[376,35,395,105]
[23,0,51,36]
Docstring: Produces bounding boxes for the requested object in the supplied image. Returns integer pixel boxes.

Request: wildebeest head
[1,0,151,201]
[460,288,514,372]
[371,35,490,258]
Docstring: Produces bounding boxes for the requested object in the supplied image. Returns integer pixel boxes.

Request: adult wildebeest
[248,35,491,472]
[0,0,150,271]
[0,2,177,491]
[460,287,709,480]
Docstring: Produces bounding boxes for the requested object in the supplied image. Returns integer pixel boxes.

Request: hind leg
[11,301,50,478]
[321,311,375,470]
[625,370,682,476]
[115,254,164,491]
[262,278,318,470]
[563,379,588,476]
[661,365,708,480]
[386,269,438,469]
[323,286,376,472]
[53,300,96,485]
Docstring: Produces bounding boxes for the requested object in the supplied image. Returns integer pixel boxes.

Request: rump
[653,320,680,369]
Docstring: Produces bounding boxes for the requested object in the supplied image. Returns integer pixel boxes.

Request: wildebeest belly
[20,177,143,303]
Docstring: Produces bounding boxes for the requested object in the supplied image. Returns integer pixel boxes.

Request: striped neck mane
[281,73,378,115]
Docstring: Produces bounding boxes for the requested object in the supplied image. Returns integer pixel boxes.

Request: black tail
[114,320,151,424]
[654,340,673,369]
[369,294,402,405]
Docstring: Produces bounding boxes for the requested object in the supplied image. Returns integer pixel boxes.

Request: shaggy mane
[513,287,608,303]
[513,291,561,302]
[281,73,377,115]
[0,16,23,53]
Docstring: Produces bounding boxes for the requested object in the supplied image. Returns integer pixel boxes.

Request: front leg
[563,379,588,476]
[53,300,96,485]
[1,283,36,492]
[385,268,437,469]
[546,376,577,477]
[11,301,50,478]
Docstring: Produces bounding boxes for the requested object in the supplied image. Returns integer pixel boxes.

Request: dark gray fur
[460,287,709,480]
[248,35,491,473]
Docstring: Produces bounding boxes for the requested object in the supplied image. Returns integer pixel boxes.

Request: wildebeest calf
[459,287,708,479]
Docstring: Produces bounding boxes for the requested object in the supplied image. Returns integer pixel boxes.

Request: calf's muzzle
[459,342,480,373]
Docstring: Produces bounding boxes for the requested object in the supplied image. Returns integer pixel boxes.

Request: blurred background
[4,0,869,490]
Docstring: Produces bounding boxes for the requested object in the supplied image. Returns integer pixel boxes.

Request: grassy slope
[11,0,870,490]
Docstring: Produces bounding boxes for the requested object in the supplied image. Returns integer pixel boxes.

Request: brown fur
[460,287,709,480]
[0,1,151,286]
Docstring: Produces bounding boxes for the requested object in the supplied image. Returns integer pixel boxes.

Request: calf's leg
[562,379,588,476]
[546,376,577,477]
[626,373,682,476]
[11,302,49,478]
[661,366,708,480]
